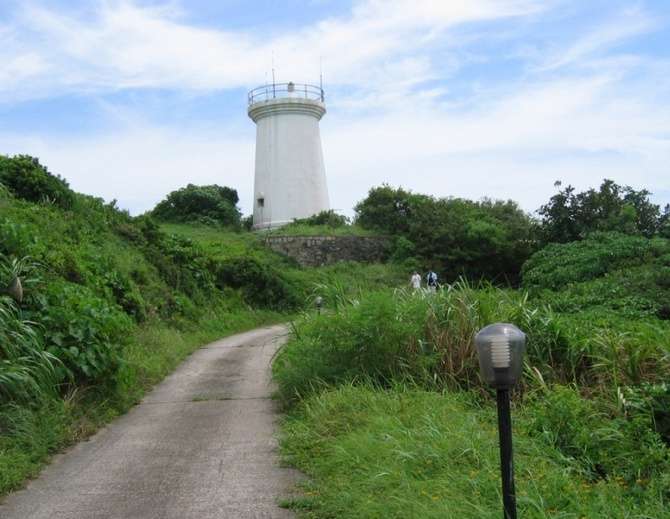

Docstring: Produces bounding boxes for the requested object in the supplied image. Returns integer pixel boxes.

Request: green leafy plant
[35,281,132,383]
[0,255,60,402]
[528,385,669,486]
[152,184,241,226]
[0,155,74,210]
[354,185,536,283]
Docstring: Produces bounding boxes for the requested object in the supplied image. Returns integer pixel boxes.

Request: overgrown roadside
[274,282,670,517]
[0,156,297,496]
[0,306,286,496]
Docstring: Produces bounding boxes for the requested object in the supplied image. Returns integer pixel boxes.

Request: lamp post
[475,323,525,519]
[315,296,323,315]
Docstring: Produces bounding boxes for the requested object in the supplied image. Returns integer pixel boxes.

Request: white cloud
[0,0,668,218]
[537,7,656,72]
[2,65,667,217]
[0,0,541,101]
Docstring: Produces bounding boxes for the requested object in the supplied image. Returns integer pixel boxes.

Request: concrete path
[0,325,298,519]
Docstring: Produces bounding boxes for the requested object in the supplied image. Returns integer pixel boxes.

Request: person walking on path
[426,270,438,293]
[410,271,421,291]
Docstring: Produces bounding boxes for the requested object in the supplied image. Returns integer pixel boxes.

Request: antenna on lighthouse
[319,56,324,98]
[271,51,276,98]
[319,57,325,101]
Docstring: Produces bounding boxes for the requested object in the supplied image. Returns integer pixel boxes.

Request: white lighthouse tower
[248,81,330,230]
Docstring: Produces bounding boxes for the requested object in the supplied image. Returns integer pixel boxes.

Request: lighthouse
[248,81,330,230]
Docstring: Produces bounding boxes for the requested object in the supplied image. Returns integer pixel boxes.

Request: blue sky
[1,0,669,216]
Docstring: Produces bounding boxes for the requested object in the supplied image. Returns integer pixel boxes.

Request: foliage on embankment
[281,386,669,518]
[0,154,405,496]
[275,276,670,516]
[0,156,288,494]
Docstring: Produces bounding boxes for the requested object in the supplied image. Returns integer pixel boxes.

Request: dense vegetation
[538,179,670,243]
[354,185,536,282]
[0,155,404,495]
[152,183,242,227]
[275,182,670,517]
[4,152,669,517]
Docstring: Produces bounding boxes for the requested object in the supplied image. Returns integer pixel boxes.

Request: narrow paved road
[0,325,298,519]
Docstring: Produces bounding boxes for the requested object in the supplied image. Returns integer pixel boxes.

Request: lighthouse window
[257,197,265,207]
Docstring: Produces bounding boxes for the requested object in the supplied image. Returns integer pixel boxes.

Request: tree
[354,185,427,235]
[0,155,75,209]
[354,185,536,283]
[152,184,241,226]
[538,179,662,243]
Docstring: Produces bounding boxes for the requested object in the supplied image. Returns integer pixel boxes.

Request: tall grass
[280,385,669,518]
[0,297,60,402]
[274,282,670,406]
[0,256,60,403]
[274,282,670,517]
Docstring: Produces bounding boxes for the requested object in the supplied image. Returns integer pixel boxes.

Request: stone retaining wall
[264,235,390,267]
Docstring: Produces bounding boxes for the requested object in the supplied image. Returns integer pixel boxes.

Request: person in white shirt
[410,272,421,291]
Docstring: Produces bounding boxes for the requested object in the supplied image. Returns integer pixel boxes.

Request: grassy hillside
[274,235,670,517]
[163,222,407,303]
[0,189,287,493]
[0,156,405,496]
[281,386,668,518]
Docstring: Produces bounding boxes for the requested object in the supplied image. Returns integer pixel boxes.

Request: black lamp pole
[475,323,525,519]
[496,387,516,519]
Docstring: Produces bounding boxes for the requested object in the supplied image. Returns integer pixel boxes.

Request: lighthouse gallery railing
[248,83,325,105]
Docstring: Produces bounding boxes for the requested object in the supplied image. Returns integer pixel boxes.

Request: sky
[1,0,669,217]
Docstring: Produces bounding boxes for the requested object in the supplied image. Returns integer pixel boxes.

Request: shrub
[522,233,670,321]
[293,210,349,228]
[0,155,74,210]
[354,185,536,282]
[528,386,669,486]
[142,233,216,299]
[215,256,302,310]
[522,232,667,290]
[34,281,132,383]
[152,184,241,226]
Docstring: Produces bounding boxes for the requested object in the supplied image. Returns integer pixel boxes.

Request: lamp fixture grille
[490,337,511,369]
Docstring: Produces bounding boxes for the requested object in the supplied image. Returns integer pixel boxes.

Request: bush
[522,233,670,320]
[34,281,132,383]
[522,232,664,290]
[152,184,241,226]
[354,185,536,282]
[528,386,669,486]
[216,256,302,310]
[0,155,74,210]
[293,210,349,228]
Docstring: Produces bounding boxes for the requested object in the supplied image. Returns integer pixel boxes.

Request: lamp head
[475,323,525,388]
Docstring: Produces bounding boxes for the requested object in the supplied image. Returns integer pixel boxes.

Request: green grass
[265,223,376,237]
[159,223,263,261]
[274,284,670,517]
[280,385,668,518]
[164,222,407,303]
[0,307,285,496]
